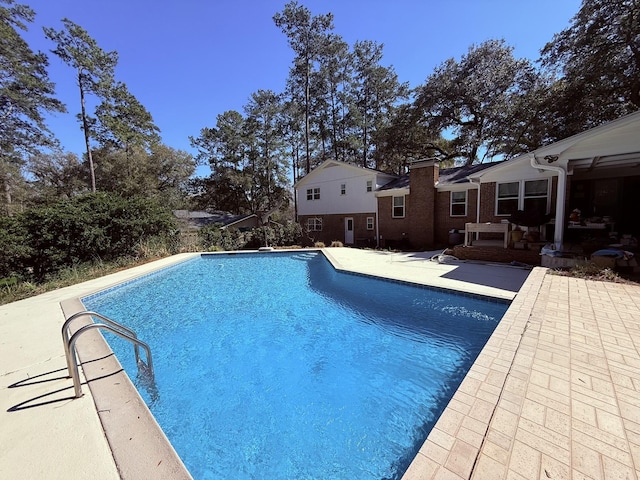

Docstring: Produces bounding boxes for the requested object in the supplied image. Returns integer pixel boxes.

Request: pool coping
[322,248,513,304]
[62,249,537,479]
[400,265,546,479]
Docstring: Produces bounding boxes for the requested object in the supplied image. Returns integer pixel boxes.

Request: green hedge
[199,222,302,251]
[0,193,177,281]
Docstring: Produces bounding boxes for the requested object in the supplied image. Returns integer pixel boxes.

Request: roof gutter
[529,153,567,248]
[375,195,380,248]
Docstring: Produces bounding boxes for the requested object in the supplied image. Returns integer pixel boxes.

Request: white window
[366,180,373,192]
[450,191,467,217]
[306,187,320,201]
[523,180,549,214]
[340,184,346,195]
[366,217,374,230]
[496,179,549,216]
[392,196,405,218]
[497,182,519,215]
[306,217,322,231]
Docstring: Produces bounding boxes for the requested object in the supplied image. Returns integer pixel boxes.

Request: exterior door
[344,217,354,244]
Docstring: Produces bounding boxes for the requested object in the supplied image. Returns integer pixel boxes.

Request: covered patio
[454,111,640,268]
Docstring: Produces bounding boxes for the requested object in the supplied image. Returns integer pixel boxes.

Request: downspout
[372,183,380,248]
[375,190,380,248]
[529,153,567,249]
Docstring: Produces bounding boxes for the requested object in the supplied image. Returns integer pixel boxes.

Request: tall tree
[93,81,161,153]
[147,144,195,207]
[44,18,118,192]
[349,40,408,169]
[491,72,555,158]
[27,150,86,203]
[374,104,454,173]
[190,110,246,172]
[314,34,351,162]
[274,1,334,174]
[540,0,640,138]
[189,110,250,212]
[281,81,305,215]
[190,102,291,216]
[93,144,194,205]
[244,89,289,214]
[413,39,539,165]
[0,0,65,214]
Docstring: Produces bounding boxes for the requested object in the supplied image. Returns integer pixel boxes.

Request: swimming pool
[83,251,508,479]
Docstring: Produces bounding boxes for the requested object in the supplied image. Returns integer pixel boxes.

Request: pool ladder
[62,311,154,398]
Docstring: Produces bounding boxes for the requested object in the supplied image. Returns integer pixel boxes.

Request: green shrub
[198,222,302,251]
[0,193,177,281]
[0,215,32,281]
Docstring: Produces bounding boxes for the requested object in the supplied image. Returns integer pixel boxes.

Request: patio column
[529,153,567,249]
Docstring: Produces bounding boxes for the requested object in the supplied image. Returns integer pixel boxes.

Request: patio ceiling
[568,151,640,174]
[533,111,640,173]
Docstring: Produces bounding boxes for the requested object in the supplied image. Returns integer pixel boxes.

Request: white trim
[494,178,551,216]
[344,217,354,244]
[306,217,322,231]
[530,153,567,248]
[375,187,409,197]
[392,195,405,218]
[375,200,380,247]
[450,191,467,217]
[294,159,397,188]
[306,187,321,201]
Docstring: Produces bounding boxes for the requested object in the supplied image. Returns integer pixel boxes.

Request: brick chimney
[407,159,439,248]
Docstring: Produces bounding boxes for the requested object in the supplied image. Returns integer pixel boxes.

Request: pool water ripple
[84,252,507,479]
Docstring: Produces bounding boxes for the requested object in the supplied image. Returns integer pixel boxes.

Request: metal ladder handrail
[62,311,154,398]
[62,310,140,376]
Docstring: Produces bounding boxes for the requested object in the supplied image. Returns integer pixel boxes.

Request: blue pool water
[83,252,508,479]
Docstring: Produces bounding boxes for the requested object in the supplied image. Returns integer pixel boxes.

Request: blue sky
[22,0,582,176]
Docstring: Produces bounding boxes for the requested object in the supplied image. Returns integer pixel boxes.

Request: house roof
[221,214,257,229]
[378,174,409,191]
[464,110,640,181]
[535,110,640,163]
[437,161,505,185]
[293,159,397,188]
[377,161,502,191]
[173,210,256,229]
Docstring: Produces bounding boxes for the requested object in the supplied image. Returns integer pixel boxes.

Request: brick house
[294,160,397,246]
[295,111,640,253]
[375,160,502,249]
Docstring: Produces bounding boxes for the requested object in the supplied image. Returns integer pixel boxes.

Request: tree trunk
[292,146,299,221]
[331,89,339,161]
[304,54,311,174]
[362,105,368,169]
[79,72,96,192]
[3,175,11,217]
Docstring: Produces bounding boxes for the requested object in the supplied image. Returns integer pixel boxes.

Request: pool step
[291,252,319,261]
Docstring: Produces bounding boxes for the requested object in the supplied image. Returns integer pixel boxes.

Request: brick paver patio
[403,268,640,479]
[3,251,639,479]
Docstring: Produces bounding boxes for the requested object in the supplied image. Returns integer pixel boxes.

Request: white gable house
[294,160,397,246]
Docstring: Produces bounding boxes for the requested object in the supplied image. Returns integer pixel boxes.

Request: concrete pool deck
[1,248,639,479]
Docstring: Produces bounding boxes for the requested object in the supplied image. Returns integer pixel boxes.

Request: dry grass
[0,255,169,306]
[550,261,640,285]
